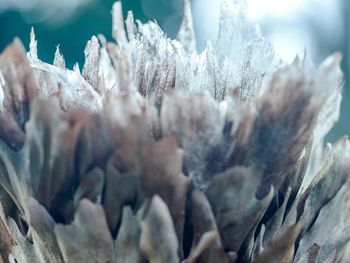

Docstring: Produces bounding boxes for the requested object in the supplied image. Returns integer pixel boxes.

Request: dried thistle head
[0,0,348,263]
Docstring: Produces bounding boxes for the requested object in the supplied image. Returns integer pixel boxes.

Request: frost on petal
[28,27,38,62]
[161,90,231,190]
[230,63,326,198]
[177,0,197,53]
[107,42,135,93]
[125,11,137,42]
[82,36,100,92]
[98,35,117,92]
[215,0,278,101]
[30,60,102,112]
[112,1,128,46]
[303,53,344,188]
[53,46,65,69]
[0,1,348,263]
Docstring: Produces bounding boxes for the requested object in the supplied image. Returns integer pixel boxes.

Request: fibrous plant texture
[0,0,349,262]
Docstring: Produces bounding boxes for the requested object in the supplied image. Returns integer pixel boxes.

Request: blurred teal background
[0,0,181,68]
[0,0,348,141]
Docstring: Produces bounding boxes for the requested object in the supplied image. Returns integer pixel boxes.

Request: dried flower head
[0,0,348,262]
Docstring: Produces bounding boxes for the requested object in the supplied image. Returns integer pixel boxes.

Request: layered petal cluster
[0,1,348,262]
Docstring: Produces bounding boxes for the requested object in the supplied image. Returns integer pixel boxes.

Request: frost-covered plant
[0,0,349,262]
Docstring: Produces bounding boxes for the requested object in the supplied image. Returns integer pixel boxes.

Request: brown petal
[54,199,114,263]
[138,195,179,263]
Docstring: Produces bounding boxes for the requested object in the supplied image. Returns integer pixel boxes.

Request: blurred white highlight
[246,0,304,20]
[0,0,94,25]
[191,0,342,62]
